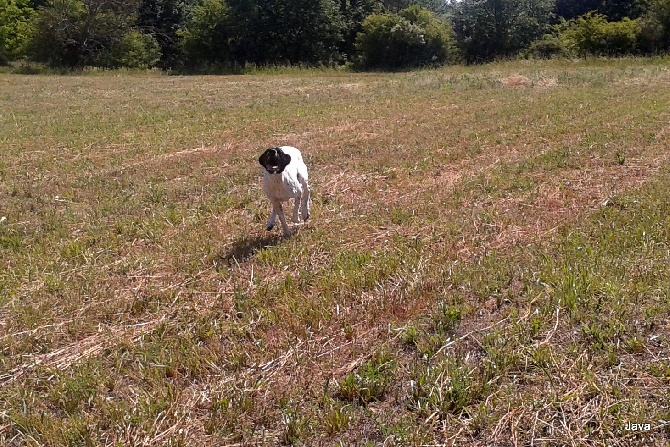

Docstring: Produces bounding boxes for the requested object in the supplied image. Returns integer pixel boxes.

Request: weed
[397,324,420,348]
[0,229,22,251]
[321,397,351,435]
[205,386,256,437]
[431,302,462,335]
[409,357,478,418]
[336,350,396,405]
[615,149,627,165]
[280,406,310,446]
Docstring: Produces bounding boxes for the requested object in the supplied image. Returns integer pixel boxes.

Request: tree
[554,0,600,21]
[338,0,382,60]
[0,0,36,62]
[28,0,139,67]
[452,0,555,63]
[180,0,346,67]
[239,0,345,65]
[601,0,650,20]
[555,0,649,21]
[178,0,231,66]
[638,0,670,51]
[354,5,457,69]
[380,0,450,14]
[137,0,192,69]
[285,0,344,64]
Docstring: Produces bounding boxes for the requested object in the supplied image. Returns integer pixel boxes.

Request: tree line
[1,0,669,71]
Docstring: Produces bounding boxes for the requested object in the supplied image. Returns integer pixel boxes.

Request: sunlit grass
[1,58,669,445]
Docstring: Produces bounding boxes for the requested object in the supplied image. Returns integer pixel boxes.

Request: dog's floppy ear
[278,151,291,169]
[258,149,271,167]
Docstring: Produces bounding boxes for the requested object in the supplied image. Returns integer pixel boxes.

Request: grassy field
[1,58,669,446]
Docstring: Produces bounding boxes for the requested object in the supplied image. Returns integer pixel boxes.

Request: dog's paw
[266,223,275,231]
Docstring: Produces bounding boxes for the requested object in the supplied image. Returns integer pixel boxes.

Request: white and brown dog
[258,146,310,236]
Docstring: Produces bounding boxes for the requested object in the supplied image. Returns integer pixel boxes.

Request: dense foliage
[0,0,36,63]
[451,0,555,63]
[179,0,347,68]
[354,5,456,69]
[1,0,669,70]
[555,0,650,21]
[555,12,641,57]
[638,0,670,52]
[27,0,141,67]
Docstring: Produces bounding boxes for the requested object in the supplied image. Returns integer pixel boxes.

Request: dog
[258,146,310,236]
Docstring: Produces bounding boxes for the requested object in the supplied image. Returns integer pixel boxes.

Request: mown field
[1,59,669,446]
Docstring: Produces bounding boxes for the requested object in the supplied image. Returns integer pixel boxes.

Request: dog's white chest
[263,170,302,200]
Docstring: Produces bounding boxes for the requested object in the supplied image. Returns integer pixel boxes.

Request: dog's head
[259,147,291,174]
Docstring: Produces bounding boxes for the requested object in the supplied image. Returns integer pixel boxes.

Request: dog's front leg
[266,208,277,231]
[273,201,291,236]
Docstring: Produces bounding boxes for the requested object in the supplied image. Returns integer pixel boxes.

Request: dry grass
[1,59,670,446]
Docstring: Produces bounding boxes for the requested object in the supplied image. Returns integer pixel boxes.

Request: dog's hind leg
[292,195,301,223]
[300,180,310,222]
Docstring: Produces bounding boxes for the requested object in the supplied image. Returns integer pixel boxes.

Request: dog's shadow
[218,232,284,268]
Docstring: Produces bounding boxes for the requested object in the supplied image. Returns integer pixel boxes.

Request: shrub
[110,31,162,69]
[555,13,640,57]
[354,5,456,70]
[527,34,570,59]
